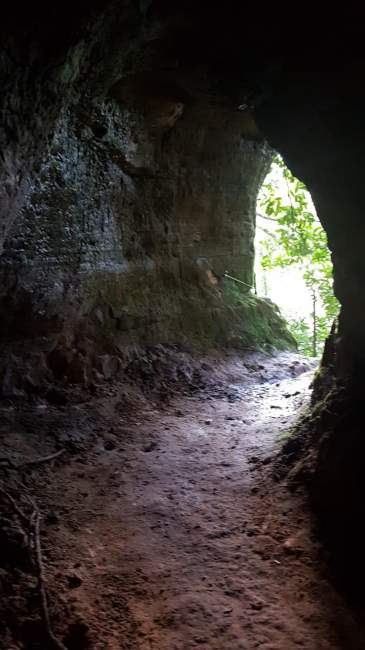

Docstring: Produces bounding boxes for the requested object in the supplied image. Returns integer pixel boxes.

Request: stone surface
[0,3,293,393]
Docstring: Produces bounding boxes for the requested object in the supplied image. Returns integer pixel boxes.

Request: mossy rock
[218,282,296,351]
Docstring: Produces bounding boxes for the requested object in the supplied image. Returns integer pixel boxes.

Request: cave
[1,2,365,648]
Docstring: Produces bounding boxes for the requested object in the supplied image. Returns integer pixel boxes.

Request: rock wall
[255,58,365,597]
[0,3,293,393]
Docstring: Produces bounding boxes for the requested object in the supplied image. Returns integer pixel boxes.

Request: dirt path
[1,353,364,649]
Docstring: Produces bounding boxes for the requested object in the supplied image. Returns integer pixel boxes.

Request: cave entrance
[254,155,339,357]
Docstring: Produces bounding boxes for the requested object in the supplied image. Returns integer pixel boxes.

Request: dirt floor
[1,351,364,650]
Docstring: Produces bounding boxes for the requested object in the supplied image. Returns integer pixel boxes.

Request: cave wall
[255,58,365,595]
[0,2,293,393]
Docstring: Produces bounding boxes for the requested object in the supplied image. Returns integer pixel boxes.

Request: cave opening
[254,155,340,358]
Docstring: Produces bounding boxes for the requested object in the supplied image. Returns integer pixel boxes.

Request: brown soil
[1,352,364,650]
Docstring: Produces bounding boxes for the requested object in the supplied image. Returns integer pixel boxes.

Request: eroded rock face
[0,2,294,394]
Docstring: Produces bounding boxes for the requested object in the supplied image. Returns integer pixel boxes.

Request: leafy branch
[256,156,339,356]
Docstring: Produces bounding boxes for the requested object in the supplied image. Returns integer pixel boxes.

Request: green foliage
[287,318,313,356]
[258,156,340,356]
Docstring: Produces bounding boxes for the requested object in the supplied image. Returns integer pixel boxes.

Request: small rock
[250,601,263,611]
[262,456,272,466]
[99,355,120,381]
[95,307,104,325]
[143,441,157,453]
[283,533,305,555]
[91,368,104,384]
[104,439,116,451]
[67,573,83,589]
[45,511,60,525]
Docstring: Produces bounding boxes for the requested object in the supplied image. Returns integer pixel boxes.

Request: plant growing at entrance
[257,156,339,356]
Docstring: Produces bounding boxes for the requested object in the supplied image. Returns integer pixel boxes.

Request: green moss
[277,428,294,444]
[79,265,295,353]
[220,281,296,351]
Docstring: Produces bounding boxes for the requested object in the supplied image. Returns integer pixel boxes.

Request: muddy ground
[0,351,364,649]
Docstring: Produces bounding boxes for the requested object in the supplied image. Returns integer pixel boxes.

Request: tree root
[0,486,28,525]
[0,448,65,470]
[0,484,67,649]
[32,510,68,650]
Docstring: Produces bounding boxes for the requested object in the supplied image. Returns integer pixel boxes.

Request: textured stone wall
[0,92,268,340]
[0,4,293,393]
